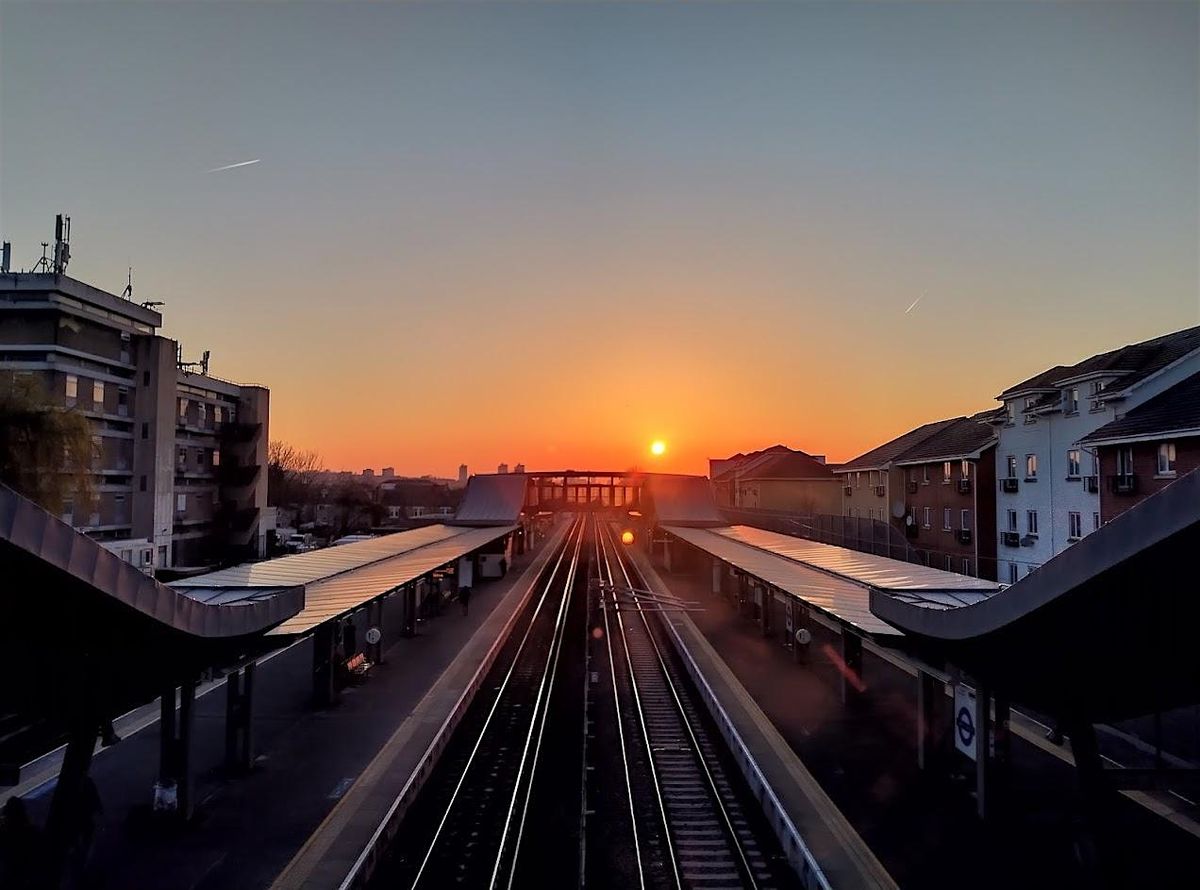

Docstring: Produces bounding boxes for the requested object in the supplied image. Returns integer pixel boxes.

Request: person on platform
[457,585,471,616]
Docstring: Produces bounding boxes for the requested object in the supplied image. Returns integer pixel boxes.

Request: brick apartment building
[709,446,840,514]
[1081,370,1200,524]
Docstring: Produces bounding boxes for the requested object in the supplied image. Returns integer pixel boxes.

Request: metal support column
[402,583,417,637]
[840,632,864,704]
[312,622,337,707]
[178,675,197,820]
[663,539,672,573]
[224,669,241,770]
[369,599,384,664]
[224,664,256,773]
[917,670,940,770]
[159,686,176,788]
[45,711,100,883]
[974,683,991,820]
[712,557,722,595]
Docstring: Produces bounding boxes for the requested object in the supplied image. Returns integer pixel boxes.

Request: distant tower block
[382,467,395,479]
[458,464,469,486]
[362,468,374,478]
[497,463,509,474]
[514,463,526,474]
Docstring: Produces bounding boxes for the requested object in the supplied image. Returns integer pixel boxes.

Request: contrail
[905,296,923,314]
[207,159,261,173]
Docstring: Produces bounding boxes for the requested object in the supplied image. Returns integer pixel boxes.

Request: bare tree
[0,372,95,515]
[268,439,323,506]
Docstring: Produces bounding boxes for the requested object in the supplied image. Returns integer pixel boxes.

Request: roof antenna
[122,266,133,299]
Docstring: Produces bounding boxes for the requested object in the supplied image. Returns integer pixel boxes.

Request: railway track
[587,521,799,890]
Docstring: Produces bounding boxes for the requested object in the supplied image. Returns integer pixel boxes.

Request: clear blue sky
[2,1,1197,474]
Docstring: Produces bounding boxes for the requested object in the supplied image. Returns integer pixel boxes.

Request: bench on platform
[341,652,372,685]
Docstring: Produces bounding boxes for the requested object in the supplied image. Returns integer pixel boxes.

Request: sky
[2,1,1197,477]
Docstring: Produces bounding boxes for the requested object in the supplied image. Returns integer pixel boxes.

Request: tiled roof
[892,416,997,463]
[998,326,1200,399]
[711,445,801,481]
[1081,371,1200,444]
[835,417,962,473]
[738,450,836,481]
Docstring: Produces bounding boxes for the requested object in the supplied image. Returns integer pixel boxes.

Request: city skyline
[3,1,1197,478]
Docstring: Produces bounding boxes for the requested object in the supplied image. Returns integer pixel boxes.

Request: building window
[942,461,952,483]
[1006,509,1017,532]
[176,493,186,513]
[1157,442,1176,476]
[140,475,147,492]
[945,555,953,571]
[1068,511,1082,540]
[93,380,104,407]
[198,403,208,427]
[213,449,221,467]
[177,447,187,468]
[1117,446,1134,476]
[1025,454,1037,479]
[960,460,970,478]
[961,509,971,530]
[1066,388,1079,414]
[922,506,931,528]
[1023,397,1037,423]
[1008,563,1018,584]
[962,558,972,576]
[214,405,223,424]
[1027,510,1039,536]
[855,472,861,489]
[65,374,78,400]
[942,507,952,530]
[1067,450,1081,478]
[1006,455,1017,478]
[922,465,929,483]
[117,386,130,417]
[1093,511,1100,531]
[141,422,149,440]
[1005,402,1015,425]
[143,370,150,386]
[179,397,188,418]
[1090,380,1107,411]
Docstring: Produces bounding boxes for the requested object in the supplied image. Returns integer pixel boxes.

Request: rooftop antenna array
[52,214,71,274]
[1,242,9,274]
[177,344,212,377]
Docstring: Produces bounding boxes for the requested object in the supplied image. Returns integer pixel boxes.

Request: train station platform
[11,521,566,890]
[641,544,1200,889]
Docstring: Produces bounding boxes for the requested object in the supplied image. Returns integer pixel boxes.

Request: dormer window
[1089,380,1108,411]
[1065,388,1079,414]
[1024,397,1037,423]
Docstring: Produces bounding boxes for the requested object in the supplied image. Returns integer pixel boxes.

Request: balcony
[874,485,886,497]
[221,421,263,445]
[956,528,973,545]
[1000,478,1019,493]
[1083,475,1099,494]
[219,462,261,488]
[957,479,972,494]
[1109,474,1138,495]
[1001,531,1020,548]
[907,481,919,494]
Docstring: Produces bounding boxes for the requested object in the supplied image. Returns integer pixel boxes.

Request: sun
[650,440,666,456]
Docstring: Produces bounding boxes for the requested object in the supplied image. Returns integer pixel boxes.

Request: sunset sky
[2,1,1197,477]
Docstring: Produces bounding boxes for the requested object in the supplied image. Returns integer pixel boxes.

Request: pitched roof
[738,450,836,481]
[892,416,997,463]
[1081,371,1200,445]
[711,444,801,481]
[835,417,962,473]
[998,326,1200,399]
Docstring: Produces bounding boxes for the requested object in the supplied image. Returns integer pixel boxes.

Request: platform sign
[784,600,794,637]
[953,684,978,761]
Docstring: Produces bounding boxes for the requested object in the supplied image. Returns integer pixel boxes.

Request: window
[141,421,149,439]
[1005,402,1015,425]
[227,407,237,424]
[961,460,970,478]
[943,461,952,483]
[213,449,221,467]
[65,374,78,400]
[945,555,953,571]
[142,549,154,567]
[140,475,147,492]
[1068,511,1082,539]
[63,497,74,519]
[1067,449,1081,478]
[1006,509,1017,532]
[177,447,187,468]
[1008,563,1018,584]
[1023,397,1037,423]
[1006,455,1017,478]
[1117,447,1134,476]
[117,386,129,417]
[962,558,972,576]
[922,465,929,483]
[961,509,971,530]
[1093,511,1100,531]
[922,506,932,528]
[1066,388,1079,414]
[176,493,186,513]
[855,472,861,489]
[943,507,952,530]
[143,370,150,386]
[1157,442,1176,476]
[1027,510,1038,535]
[198,403,208,427]
[179,397,188,418]
[214,405,223,424]
[93,380,104,407]
[91,435,103,467]
[1025,454,1037,479]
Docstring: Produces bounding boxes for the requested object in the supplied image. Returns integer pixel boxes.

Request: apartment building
[0,271,270,572]
[833,418,960,525]
[710,446,839,513]
[1080,371,1200,524]
[989,326,1200,584]
[894,413,999,579]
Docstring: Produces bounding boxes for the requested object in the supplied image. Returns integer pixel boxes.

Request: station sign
[953,683,978,761]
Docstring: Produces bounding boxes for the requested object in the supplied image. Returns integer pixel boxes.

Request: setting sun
[650,440,666,456]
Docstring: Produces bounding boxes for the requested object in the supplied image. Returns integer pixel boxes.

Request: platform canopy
[452,474,528,525]
[644,474,725,527]
[870,469,1200,722]
[172,523,516,636]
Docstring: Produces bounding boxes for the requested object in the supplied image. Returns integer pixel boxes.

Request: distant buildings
[497,462,509,474]
[710,446,840,514]
[0,266,270,572]
[457,464,469,488]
